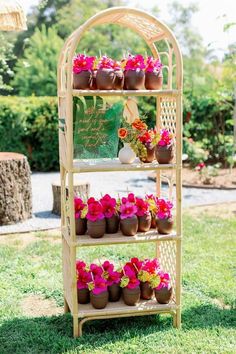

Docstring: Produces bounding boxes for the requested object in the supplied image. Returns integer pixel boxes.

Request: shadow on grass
[0,304,235,354]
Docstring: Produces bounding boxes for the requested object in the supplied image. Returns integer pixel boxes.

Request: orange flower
[132,118,147,131]
[118,128,128,139]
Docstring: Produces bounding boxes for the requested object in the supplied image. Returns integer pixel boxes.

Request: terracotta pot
[155,287,172,304]
[118,143,136,164]
[106,214,120,234]
[120,216,138,236]
[90,70,97,90]
[140,281,154,300]
[108,283,121,302]
[87,219,106,238]
[156,218,174,234]
[113,70,124,90]
[96,68,115,90]
[73,71,92,90]
[90,290,109,309]
[145,71,163,90]
[77,288,90,304]
[151,216,157,229]
[124,70,145,90]
[155,144,174,164]
[138,213,151,232]
[75,218,87,235]
[123,287,140,306]
[140,146,155,163]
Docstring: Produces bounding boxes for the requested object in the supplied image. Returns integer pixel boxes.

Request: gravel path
[1,171,236,234]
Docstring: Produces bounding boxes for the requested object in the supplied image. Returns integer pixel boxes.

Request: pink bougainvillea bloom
[145,56,163,73]
[135,197,150,216]
[100,194,117,218]
[74,197,86,219]
[124,54,146,71]
[73,54,95,74]
[156,198,173,219]
[92,275,108,295]
[86,200,104,221]
[120,202,137,219]
[156,271,171,290]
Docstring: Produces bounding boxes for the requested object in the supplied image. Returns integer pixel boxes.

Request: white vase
[118,143,136,164]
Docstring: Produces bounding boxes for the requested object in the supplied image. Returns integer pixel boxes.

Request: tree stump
[0,152,32,225]
[52,181,90,216]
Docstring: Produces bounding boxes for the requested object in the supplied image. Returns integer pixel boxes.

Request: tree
[0,33,15,94]
[12,25,63,96]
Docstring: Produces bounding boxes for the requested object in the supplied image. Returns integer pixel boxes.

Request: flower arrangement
[124,54,146,71]
[145,56,163,73]
[102,260,121,287]
[156,199,173,220]
[155,271,171,290]
[86,197,105,222]
[155,129,175,164]
[120,201,137,220]
[156,129,174,147]
[100,194,119,218]
[135,197,149,217]
[73,53,96,74]
[74,197,87,219]
[97,55,115,70]
[76,260,92,290]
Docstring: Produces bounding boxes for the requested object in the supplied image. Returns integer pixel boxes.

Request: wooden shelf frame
[57,6,183,338]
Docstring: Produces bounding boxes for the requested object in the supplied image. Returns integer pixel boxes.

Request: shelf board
[72,89,179,97]
[73,158,176,173]
[78,298,177,318]
[75,230,178,247]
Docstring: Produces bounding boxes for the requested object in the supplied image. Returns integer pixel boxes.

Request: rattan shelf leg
[73,315,79,337]
[64,297,70,313]
[176,308,181,328]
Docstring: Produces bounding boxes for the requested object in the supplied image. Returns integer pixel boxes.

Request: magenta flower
[98,55,115,69]
[102,260,114,273]
[120,202,137,220]
[157,129,173,147]
[77,268,92,290]
[74,197,86,219]
[156,271,171,290]
[86,200,104,221]
[76,260,86,271]
[107,270,121,286]
[156,198,173,219]
[92,275,108,295]
[142,258,160,274]
[145,56,163,73]
[135,197,150,216]
[90,263,103,277]
[121,193,136,204]
[73,54,95,74]
[100,194,117,218]
[124,54,145,71]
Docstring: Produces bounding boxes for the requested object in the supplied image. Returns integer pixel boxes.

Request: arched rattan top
[58,7,183,93]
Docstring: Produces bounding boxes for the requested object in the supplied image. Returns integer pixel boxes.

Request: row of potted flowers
[77,257,172,309]
[118,120,174,164]
[73,54,163,90]
[74,193,174,238]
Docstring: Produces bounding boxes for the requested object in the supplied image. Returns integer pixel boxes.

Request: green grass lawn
[0,210,235,354]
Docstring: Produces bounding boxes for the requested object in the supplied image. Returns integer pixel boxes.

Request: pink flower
[87,197,96,204]
[92,275,108,295]
[124,54,145,71]
[123,258,142,275]
[157,129,173,147]
[145,56,163,73]
[127,276,140,289]
[156,271,171,290]
[142,258,160,274]
[121,193,136,204]
[120,202,137,220]
[73,54,95,74]
[156,198,173,219]
[74,197,86,219]
[76,260,86,271]
[102,260,114,273]
[86,200,104,221]
[195,162,205,171]
[90,263,103,277]
[98,55,115,69]
[135,197,150,216]
[107,270,121,286]
[100,194,117,218]
[77,269,92,290]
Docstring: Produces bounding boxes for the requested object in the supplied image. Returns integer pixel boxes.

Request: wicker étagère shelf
[57,6,183,337]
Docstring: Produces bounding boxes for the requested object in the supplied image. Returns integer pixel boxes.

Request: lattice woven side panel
[158,241,176,302]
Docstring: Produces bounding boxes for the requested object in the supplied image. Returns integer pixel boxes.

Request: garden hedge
[0,95,234,171]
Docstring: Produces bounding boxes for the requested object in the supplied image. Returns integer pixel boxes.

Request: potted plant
[120,263,140,306]
[117,127,136,164]
[145,56,163,90]
[73,53,95,89]
[138,258,160,300]
[100,194,119,233]
[154,270,172,304]
[76,260,91,304]
[124,54,145,90]
[135,197,151,232]
[136,129,156,163]
[119,194,138,236]
[86,197,106,238]
[155,129,174,164]
[113,60,124,90]
[74,197,87,235]
[156,198,174,234]
[102,260,121,302]
[145,194,158,228]
[88,274,109,309]
[96,56,124,90]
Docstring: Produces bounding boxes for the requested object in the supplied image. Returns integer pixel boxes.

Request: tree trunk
[0,152,32,225]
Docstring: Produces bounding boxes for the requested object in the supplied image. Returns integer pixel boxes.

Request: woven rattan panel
[159,241,176,302]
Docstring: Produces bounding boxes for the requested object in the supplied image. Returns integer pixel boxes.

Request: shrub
[0,96,58,171]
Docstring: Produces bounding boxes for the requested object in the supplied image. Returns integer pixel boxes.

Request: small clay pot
[73,71,92,89]
[138,213,151,232]
[87,219,106,238]
[96,68,115,90]
[155,287,172,304]
[106,214,120,234]
[123,287,140,306]
[75,218,87,235]
[156,218,174,234]
[151,216,157,229]
[145,71,163,90]
[140,146,155,163]
[90,70,97,90]
[124,70,145,90]
[140,281,154,300]
[155,144,174,164]
[108,283,121,302]
[77,288,90,304]
[90,290,109,309]
[113,70,124,90]
[120,216,138,236]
